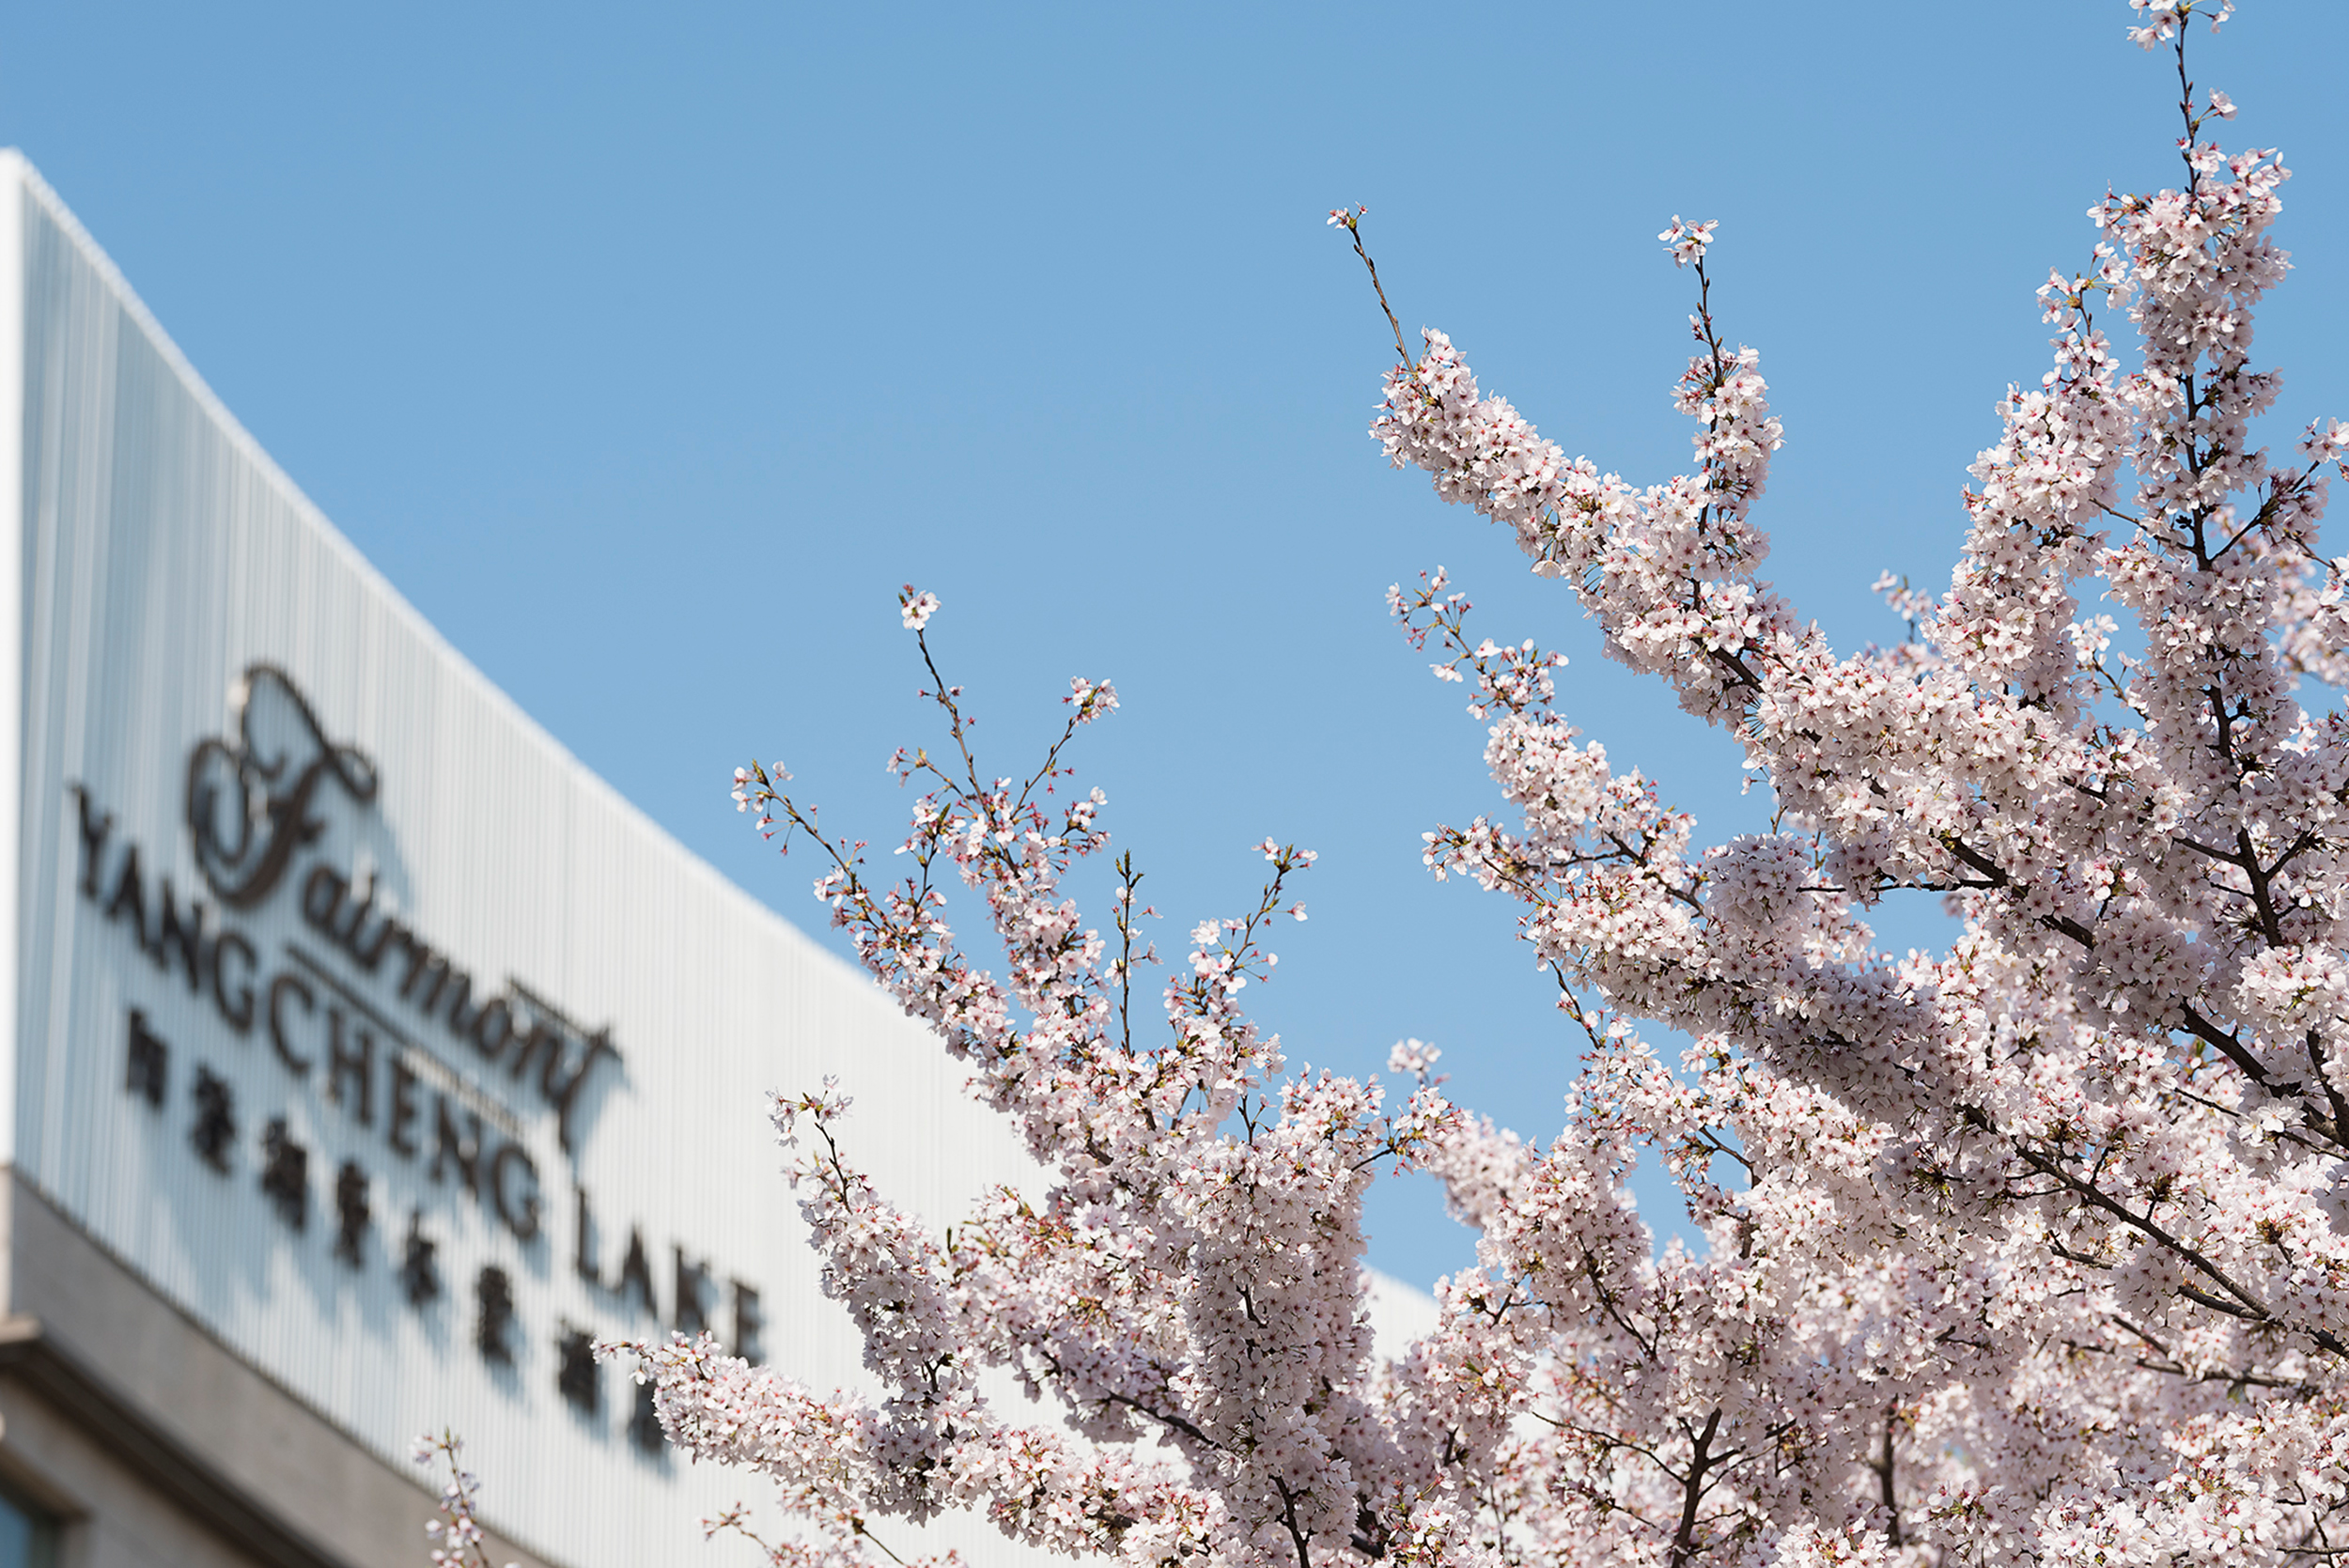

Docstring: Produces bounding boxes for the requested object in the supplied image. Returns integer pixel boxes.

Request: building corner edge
[0,148,25,1197]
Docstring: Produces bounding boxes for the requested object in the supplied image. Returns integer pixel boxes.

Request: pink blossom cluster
[605,8,2349,1568]
[412,1431,518,1568]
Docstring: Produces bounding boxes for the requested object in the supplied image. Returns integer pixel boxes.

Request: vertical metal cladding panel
[0,155,23,1179]
[8,160,1055,1567]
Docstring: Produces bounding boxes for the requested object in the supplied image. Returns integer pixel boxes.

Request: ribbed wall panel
[6,154,1053,1568]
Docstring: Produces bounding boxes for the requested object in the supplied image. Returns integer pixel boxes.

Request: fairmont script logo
[179,664,615,1153]
[186,664,381,909]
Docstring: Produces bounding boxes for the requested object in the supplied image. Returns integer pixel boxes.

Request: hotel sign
[67,664,760,1433]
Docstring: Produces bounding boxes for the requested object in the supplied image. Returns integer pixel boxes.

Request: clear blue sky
[8,2,2348,1281]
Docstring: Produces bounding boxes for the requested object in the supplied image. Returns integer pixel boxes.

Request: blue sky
[8,1,2348,1281]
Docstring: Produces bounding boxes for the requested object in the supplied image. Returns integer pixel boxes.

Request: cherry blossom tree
[414,1432,518,1568]
[616,6,2349,1568]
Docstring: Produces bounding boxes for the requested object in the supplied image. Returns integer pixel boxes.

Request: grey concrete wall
[0,1381,266,1568]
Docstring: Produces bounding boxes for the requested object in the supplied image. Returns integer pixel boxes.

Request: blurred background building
[0,151,1053,1568]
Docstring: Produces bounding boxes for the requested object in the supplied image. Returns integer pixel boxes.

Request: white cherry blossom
[598,9,2349,1568]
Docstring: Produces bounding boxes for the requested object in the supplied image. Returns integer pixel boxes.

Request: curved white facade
[0,149,1054,1568]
